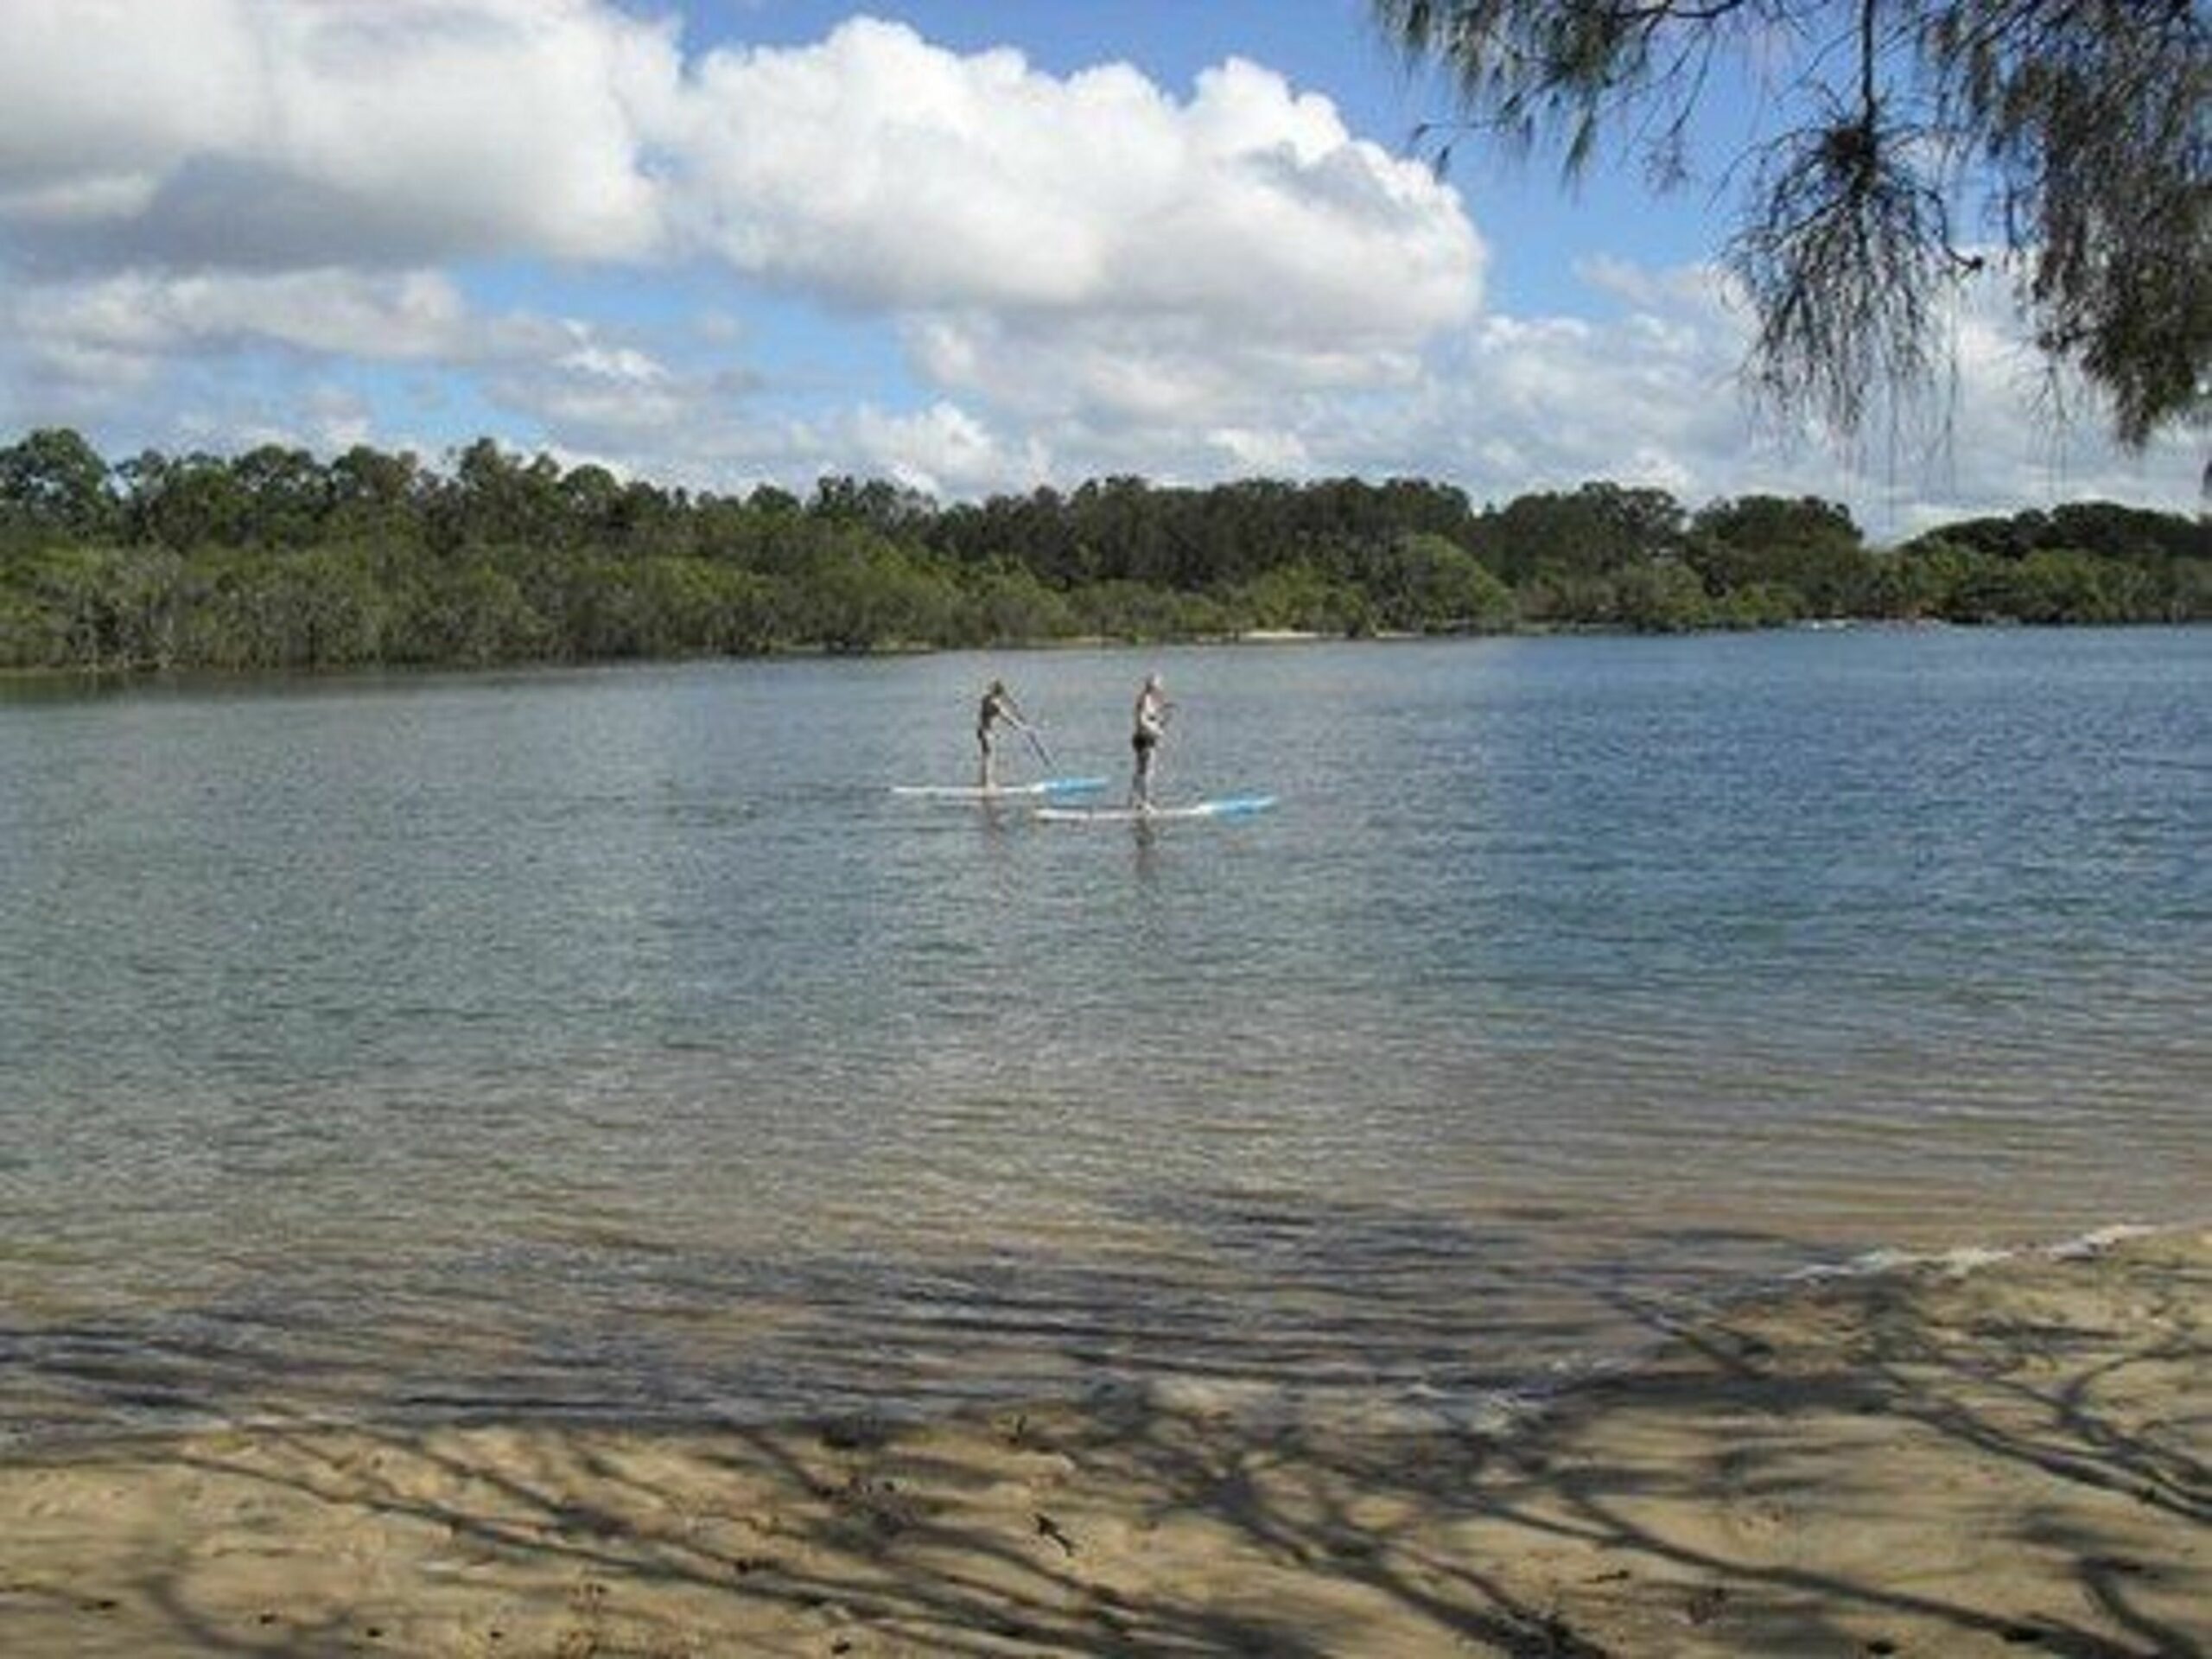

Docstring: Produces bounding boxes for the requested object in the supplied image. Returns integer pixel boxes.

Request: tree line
[0,427,2202,673]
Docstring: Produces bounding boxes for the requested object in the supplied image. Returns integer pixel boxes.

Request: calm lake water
[2,627,2205,1441]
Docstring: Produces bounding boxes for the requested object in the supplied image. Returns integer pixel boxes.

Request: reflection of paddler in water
[1128,673,1173,810]
[975,679,1033,788]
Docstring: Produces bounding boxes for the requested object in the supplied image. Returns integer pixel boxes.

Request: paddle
[1022,723,1056,772]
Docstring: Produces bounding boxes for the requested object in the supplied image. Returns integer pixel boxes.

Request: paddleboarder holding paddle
[976,679,1040,788]
[1128,672,1173,810]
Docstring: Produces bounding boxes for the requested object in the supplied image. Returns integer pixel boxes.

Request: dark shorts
[1132,730,1157,753]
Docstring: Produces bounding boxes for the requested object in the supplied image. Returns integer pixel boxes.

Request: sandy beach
[1,1228,2202,1658]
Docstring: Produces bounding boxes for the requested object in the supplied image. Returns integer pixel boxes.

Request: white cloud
[628,250,2201,537]
[1854,275,2206,534]
[0,2,2195,537]
[666,27,1479,315]
[17,269,476,362]
[0,0,675,268]
[899,255,2197,538]
[0,3,1484,476]
[0,5,1476,345]
[903,306,1427,430]
[483,326,700,442]
[663,22,1479,410]
[1370,261,2207,536]
[849,400,1046,498]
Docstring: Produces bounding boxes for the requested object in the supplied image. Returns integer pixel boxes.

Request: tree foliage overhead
[1374,1,2209,447]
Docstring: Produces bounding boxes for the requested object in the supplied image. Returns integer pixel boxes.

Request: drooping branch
[1728,99,1955,435]
[1376,0,2211,448]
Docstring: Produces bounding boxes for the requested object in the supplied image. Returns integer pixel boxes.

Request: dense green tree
[181,546,389,669]
[1688,495,1872,615]
[325,445,428,552]
[955,560,1077,646]
[125,452,253,552]
[1933,500,2209,566]
[783,527,958,651]
[1613,556,1715,632]
[230,444,329,549]
[1476,482,1686,585]
[563,555,776,657]
[1902,499,2209,620]
[1060,477,1156,586]
[1362,532,1518,631]
[9,543,178,666]
[953,486,1084,586]
[810,474,935,538]
[1069,580,1232,642]
[1714,581,1809,629]
[558,463,625,548]
[0,429,2201,673]
[0,429,116,543]
[429,440,566,554]
[1511,568,1621,628]
[1233,560,1373,636]
[395,561,550,664]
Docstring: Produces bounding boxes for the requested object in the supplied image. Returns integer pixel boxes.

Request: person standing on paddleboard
[1129,673,1173,810]
[976,679,1034,788]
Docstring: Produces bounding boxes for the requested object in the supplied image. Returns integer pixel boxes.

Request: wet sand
[1,1229,2202,1657]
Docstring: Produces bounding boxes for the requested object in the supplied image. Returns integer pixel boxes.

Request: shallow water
[2,627,2205,1439]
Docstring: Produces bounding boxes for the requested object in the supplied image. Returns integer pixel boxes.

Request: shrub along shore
[3,428,2204,674]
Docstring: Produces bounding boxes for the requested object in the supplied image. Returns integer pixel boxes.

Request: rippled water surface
[2,628,2205,1438]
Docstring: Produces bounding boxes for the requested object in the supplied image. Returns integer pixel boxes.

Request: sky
[0,0,2201,541]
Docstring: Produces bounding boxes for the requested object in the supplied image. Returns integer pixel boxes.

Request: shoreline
[3,618,2197,690]
[3,1228,2202,1656]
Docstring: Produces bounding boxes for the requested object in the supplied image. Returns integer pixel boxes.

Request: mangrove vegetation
[1,427,2202,673]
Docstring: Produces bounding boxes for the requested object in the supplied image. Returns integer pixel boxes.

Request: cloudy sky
[0,0,2199,538]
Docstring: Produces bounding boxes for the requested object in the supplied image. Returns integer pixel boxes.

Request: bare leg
[978,731,994,790]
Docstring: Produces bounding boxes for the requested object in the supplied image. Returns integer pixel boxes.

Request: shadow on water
[1,1199,1816,1446]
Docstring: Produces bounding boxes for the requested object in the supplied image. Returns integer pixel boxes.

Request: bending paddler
[976,679,1034,788]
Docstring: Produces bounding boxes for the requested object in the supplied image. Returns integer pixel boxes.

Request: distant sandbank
[2,1228,2202,1656]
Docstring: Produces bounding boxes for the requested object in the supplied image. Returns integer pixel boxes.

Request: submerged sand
[1,1229,2202,1657]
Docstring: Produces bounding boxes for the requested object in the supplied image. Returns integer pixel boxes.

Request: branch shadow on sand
[0,1228,2202,1656]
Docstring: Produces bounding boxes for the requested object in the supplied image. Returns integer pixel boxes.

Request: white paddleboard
[1035,794,1277,823]
[891,777,1108,800]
